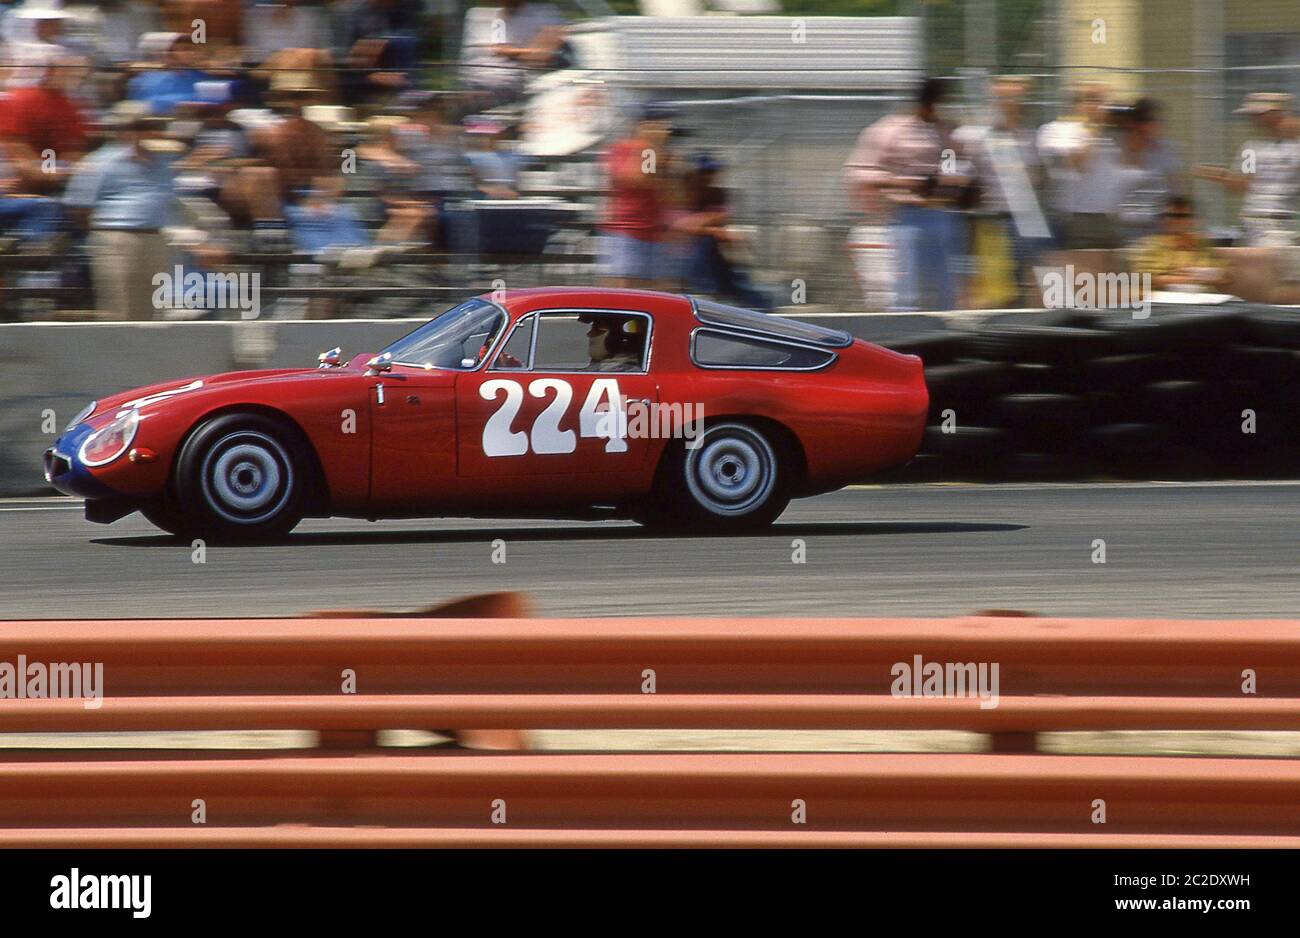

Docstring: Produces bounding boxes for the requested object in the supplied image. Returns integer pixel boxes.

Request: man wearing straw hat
[1195,92,1300,249]
[62,101,178,320]
[3,0,74,90]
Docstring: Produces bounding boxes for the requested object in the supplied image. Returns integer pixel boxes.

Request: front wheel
[140,498,190,538]
[173,413,310,543]
[646,421,791,533]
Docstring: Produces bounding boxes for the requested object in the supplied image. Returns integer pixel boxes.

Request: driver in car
[584,316,643,371]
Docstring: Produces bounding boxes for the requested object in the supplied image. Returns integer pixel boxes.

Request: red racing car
[45,288,928,541]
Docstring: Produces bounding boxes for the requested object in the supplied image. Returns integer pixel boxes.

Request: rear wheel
[174,413,310,543]
[643,421,791,533]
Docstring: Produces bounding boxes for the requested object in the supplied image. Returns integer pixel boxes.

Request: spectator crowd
[845,76,1300,310]
[0,0,578,320]
[0,0,1297,320]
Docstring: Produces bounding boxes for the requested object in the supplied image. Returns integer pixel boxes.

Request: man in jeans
[63,102,178,321]
[846,78,968,310]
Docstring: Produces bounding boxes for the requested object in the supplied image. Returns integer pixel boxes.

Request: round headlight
[79,410,139,467]
[64,400,97,432]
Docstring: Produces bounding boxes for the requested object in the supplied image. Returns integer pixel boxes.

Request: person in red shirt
[0,55,88,192]
[600,103,676,288]
[0,85,88,158]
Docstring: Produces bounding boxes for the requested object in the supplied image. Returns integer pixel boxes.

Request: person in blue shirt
[63,101,181,320]
[126,31,208,115]
[283,174,370,255]
[677,152,772,311]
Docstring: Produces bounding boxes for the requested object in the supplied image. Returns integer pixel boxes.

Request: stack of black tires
[885,304,1300,481]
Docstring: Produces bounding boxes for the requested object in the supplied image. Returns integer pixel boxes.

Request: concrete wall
[0,319,422,497]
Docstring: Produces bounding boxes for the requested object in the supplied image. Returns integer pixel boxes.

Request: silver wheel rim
[684,425,776,516]
[199,431,293,525]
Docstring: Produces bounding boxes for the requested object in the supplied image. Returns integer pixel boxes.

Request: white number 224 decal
[479,378,630,457]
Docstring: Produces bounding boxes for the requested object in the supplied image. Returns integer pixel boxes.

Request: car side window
[692,329,835,370]
[532,311,650,373]
[491,314,534,370]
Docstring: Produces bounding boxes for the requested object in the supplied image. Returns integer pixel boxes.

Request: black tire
[1082,353,1180,391]
[646,421,790,533]
[1245,309,1300,349]
[923,360,1014,416]
[921,424,1009,459]
[972,325,1112,365]
[173,412,310,543]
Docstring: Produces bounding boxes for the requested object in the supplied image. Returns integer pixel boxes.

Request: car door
[455,310,659,489]
[367,298,507,511]
[367,365,457,512]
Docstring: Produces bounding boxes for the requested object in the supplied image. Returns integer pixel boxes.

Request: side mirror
[317,347,342,368]
[460,357,477,369]
[366,352,394,375]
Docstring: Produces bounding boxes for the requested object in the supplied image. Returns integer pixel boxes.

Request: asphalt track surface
[2,481,1297,620]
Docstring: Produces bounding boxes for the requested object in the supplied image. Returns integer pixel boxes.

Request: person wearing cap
[251,72,336,203]
[3,0,74,90]
[62,101,181,321]
[581,314,642,372]
[1195,92,1300,248]
[675,151,771,311]
[599,103,677,289]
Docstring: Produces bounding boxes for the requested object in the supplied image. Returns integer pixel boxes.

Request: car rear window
[691,298,852,348]
[692,330,836,370]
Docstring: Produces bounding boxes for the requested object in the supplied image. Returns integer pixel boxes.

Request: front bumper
[44,423,116,499]
[45,423,138,523]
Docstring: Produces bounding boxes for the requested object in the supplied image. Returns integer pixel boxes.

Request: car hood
[89,365,348,422]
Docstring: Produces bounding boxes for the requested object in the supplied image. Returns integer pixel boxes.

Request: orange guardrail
[1,596,1297,846]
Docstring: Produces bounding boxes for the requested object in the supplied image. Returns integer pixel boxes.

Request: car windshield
[379,299,507,370]
[692,297,852,348]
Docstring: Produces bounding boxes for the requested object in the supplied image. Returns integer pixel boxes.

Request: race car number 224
[479,377,629,457]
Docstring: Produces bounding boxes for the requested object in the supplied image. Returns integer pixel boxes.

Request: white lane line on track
[0,506,84,511]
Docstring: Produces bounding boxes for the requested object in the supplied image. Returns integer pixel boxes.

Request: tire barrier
[3,604,1298,846]
[887,303,1300,481]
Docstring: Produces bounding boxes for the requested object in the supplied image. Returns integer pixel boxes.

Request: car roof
[484,287,692,316]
